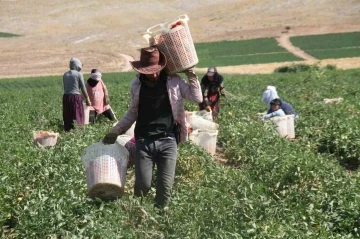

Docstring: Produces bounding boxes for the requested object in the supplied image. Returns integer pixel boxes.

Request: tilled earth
[0,0,359,78]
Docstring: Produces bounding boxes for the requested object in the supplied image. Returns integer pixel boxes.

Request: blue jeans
[134,135,177,208]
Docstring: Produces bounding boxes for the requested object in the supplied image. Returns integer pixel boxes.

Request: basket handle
[143,23,167,44]
[166,14,189,29]
[145,23,167,36]
[178,14,189,23]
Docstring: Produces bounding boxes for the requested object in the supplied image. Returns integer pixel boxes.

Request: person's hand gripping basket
[142,14,199,75]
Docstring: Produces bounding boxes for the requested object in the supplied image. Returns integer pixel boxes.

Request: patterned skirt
[62,94,84,131]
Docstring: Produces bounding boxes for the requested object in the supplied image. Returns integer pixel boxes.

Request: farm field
[1,0,360,78]
[195,38,302,67]
[1,67,360,238]
[290,32,360,59]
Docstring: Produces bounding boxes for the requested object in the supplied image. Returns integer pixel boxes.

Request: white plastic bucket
[143,14,198,74]
[189,129,218,156]
[115,135,133,147]
[81,142,129,200]
[194,110,213,122]
[270,116,289,138]
[287,115,295,139]
[111,122,136,138]
[189,129,199,144]
[83,102,90,125]
[190,114,219,130]
[125,122,136,137]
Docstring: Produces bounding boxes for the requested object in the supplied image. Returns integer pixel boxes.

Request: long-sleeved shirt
[63,58,89,98]
[267,101,298,118]
[110,69,202,142]
[63,70,88,96]
[261,108,285,119]
[200,73,224,97]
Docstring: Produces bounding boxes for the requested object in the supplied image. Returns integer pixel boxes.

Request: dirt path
[119,54,134,72]
[276,33,317,61]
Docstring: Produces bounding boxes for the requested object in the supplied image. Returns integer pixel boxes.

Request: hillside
[0,0,359,78]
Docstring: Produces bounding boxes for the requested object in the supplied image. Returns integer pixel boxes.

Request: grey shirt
[63,70,87,96]
[62,57,89,98]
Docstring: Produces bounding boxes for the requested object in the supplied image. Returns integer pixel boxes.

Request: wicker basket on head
[142,14,198,74]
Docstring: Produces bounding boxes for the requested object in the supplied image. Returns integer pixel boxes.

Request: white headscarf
[261,85,279,109]
[91,71,102,81]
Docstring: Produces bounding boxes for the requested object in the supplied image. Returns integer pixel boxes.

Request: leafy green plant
[1,69,360,237]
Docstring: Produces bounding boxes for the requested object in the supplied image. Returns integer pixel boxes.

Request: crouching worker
[262,85,298,118]
[260,98,285,120]
[86,69,116,123]
[199,67,225,119]
[102,46,202,209]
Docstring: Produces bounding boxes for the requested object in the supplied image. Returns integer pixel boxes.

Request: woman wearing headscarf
[62,57,91,131]
[261,85,298,118]
[199,67,225,119]
[85,69,116,123]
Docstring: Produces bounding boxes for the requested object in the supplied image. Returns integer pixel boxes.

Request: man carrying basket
[103,46,202,209]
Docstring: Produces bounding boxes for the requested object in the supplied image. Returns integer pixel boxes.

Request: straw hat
[130,46,167,74]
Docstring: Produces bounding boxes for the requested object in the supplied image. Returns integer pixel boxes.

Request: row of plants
[194,31,360,67]
[290,32,360,59]
[290,32,360,51]
[195,38,301,67]
[1,68,360,238]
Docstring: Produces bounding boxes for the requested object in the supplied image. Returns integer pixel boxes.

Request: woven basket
[33,131,59,147]
[81,142,128,200]
[143,14,198,74]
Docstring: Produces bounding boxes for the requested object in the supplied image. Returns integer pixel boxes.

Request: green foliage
[291,32,360,50]
[274,63,315,73]
[274,63,338,76]
[0,32,21,38]
[195,39,302,67]
[1,69,360,237]
[290,32,360,59]
[306,48,360,60]
[324,64,337,71]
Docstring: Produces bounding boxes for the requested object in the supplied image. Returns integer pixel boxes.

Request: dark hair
[270,98,282,106]
[91,69,99,74]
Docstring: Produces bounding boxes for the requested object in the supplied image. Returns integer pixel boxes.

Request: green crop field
[1,68,360,238]
[195,38,302,67]
[290,32,360,59]
[0,32,20,38]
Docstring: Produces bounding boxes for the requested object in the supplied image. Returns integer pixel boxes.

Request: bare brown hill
[0,0,359,78]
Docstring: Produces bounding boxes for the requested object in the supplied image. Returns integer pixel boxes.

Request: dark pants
[134,135,177,208]
[89,108,116,124]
